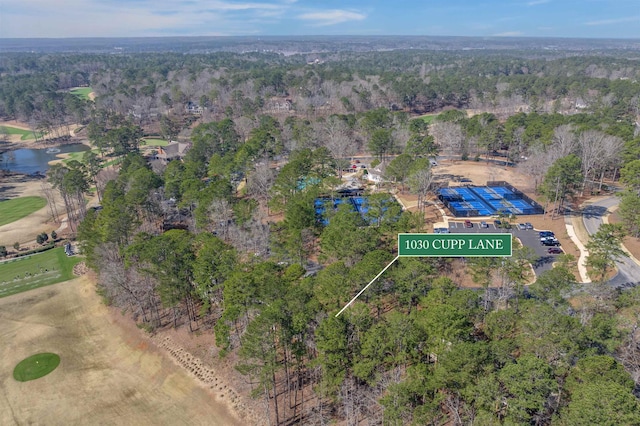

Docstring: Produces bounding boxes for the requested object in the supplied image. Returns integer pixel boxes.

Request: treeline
[2,49,640,128]
[0,70,92,138]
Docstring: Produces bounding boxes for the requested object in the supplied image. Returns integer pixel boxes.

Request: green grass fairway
[0,247,82,298]
[0,196,47,226]
[69,87,93,100]
[141,138,169,147]
[414,114,439,124]
[0,125,42,141]
[13,353,60,381]
[60,148,97,165]
[103,157,123,168]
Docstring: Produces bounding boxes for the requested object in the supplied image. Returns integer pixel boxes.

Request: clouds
[297,9,366,26]
[1,0,639,38]
[0,0,370,37]
[584,16,640,26]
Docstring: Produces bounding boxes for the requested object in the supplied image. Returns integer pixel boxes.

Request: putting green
[69,87,93,101]
[414,114,438,124]
[13,353,60,381]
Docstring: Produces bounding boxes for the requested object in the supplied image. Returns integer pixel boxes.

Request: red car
[464,220,473,228]
[548,247,563,254]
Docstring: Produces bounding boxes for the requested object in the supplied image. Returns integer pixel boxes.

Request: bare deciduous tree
[430,121,464,158]
[40,182,61,224]
[577,130,620,195]
[316,116,355,177]
[408,166,434,213]
[550,124,577,161]
[247,162,275,212]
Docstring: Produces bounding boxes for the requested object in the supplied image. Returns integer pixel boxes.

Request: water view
[0,144,90,175]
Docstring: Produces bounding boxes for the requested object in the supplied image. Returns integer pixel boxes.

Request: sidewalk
[564,214,591,283]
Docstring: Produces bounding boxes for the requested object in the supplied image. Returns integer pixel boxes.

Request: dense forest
[2,43,640,424]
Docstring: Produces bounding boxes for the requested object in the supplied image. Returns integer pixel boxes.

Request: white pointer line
[335,255,400,317]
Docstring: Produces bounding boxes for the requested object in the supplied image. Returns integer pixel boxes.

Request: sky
[1,0,639,39]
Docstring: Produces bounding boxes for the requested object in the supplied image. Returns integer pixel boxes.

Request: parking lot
[446,221,561,276]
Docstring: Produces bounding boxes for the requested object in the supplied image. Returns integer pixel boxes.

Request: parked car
[517,223,527,230]
[494,219,502,227]
[539,231,554,238]
[434,227,450,234]
[541,237,560,246]
[464,220,473,228]
[525,222,533,230]
[548,247,563,254]
[480,221,489,228]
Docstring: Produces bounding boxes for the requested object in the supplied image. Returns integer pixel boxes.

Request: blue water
[0,144,90,174]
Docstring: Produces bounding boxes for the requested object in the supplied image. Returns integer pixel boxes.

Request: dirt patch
[433,159,535,193]
[0,120,32,131]
[72,262,89,276]
[0,277,245,425]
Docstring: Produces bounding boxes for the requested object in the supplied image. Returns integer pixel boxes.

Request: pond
[0,144,90,175]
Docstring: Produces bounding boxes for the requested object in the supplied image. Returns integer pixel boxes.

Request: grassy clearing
[0,125,42,141]
[60,148,98,166]
[69,87,93,101]
[13,353,61,381]
[0,196,47,226]
[414,114,439,124]
[141,138,169,147]
[0,247,82,298]
[103,157,123,168]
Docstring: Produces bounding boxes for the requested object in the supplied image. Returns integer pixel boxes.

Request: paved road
[447,222,559,276]
[582,197,640,287]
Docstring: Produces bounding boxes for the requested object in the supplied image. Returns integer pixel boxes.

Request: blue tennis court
[314,196,399,225]
[438,183,544,217]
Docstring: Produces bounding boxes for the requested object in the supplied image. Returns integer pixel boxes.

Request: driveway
[447,222,558,277]
[582,197,640,287]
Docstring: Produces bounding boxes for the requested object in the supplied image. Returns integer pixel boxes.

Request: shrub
[15,242,55,258]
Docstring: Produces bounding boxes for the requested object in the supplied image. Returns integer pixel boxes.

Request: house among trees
[367,162,387,184]
[184,102,204,115]
[575,98,588,109]
[129,104,161,123]
[264,97,293,113]
[156,141,191,164]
